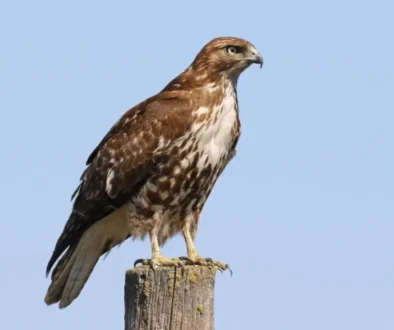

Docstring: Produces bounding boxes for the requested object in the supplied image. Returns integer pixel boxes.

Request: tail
[44,208,130,308]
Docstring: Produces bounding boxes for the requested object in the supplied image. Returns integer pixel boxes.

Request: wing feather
[46,92,193,276]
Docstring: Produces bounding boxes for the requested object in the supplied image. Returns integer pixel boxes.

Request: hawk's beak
[251,51,263,68]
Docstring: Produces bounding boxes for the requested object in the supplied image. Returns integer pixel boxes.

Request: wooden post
[124,265,217,330]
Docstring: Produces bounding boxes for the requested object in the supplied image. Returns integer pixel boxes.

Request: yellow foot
[179,256,232,275]
[134,256,185,270]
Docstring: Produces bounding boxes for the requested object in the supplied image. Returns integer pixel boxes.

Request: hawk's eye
[226,46,238,55]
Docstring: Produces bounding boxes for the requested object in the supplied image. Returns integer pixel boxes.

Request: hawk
[45,36,263,308]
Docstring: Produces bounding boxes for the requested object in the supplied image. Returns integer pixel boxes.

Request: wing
[46,91,194,276]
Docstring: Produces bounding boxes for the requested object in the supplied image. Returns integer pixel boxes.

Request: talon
[226,264,233,276]
[134,259,144,267]
[179,256,193,263]
[149,261,157,271]
[205,257,214,264]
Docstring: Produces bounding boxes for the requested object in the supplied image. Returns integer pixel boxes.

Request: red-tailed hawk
[45,36,262,308]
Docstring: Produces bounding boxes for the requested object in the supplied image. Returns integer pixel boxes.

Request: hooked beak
[251,51,263,68]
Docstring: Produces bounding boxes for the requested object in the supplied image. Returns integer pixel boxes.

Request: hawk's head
[161,36,263,91]
[191,37,263,79]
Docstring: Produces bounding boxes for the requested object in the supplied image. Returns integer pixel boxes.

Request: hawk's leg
[181,222,232,274]
[134,227,184,269]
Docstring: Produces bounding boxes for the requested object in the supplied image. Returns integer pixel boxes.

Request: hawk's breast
[127,82,240,238]
[194,83,239,170]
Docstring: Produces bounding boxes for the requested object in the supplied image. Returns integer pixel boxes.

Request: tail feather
[44,207,130,308]
[45,245,77,305]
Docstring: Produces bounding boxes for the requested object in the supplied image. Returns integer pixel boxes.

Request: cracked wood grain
[125,266,217,330]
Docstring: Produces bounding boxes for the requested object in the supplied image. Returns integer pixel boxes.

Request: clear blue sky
[1,1,393,329]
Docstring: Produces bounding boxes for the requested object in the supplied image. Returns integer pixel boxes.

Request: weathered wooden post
[124,265,217,330]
